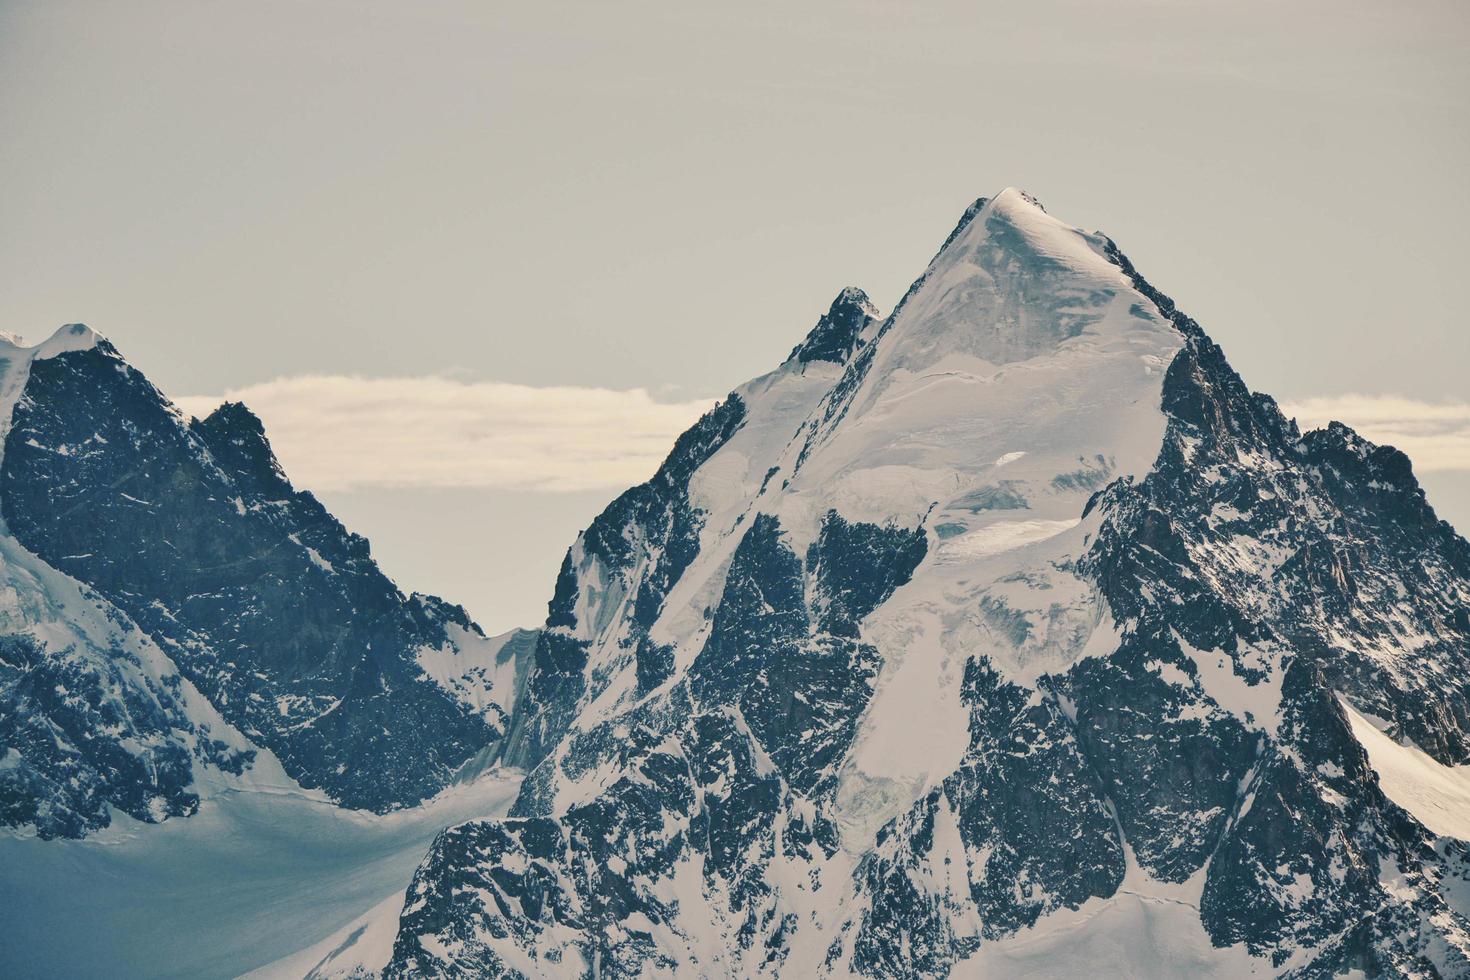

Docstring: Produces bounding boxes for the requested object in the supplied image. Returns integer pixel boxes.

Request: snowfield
[0,771,521,979]
[1343,698,1470,843]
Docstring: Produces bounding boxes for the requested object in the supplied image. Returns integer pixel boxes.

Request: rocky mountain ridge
[0,326,533,835]
[382,189,1470,978]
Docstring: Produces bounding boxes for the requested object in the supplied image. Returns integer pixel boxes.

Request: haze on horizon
[2,0,1466,632]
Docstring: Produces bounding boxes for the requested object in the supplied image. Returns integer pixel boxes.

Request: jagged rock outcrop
[0,328,531,829]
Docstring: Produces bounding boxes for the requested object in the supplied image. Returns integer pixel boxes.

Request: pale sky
[3,0,1466,632]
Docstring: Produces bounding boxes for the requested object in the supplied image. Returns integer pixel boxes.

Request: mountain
[379,189,1470,978]
[0,326,533,836]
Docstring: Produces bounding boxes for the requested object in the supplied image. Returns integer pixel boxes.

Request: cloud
[174,375,716,493]
[1279,395,1470,473]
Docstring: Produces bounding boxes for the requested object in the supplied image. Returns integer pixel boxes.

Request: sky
[2,0,1467,632]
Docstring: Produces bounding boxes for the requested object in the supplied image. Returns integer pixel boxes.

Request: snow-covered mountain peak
[31,322,102,360]
[381,190,1470,976]
[874,188,1142,370]
[992,184,1047,212]
[498,191,1193,851]
[0,327,536,831]
[0,323,101,361]
[782,189,1182,545]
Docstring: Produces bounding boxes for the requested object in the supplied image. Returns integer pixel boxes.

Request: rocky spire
[789,285,880,366]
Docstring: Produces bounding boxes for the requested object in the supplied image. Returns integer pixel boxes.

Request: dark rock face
[389,510,927,977]
[390,705,708,979]
[851,659,1124,977]
[689,512,926,796]
[384,198,1470,977]
[0,341,507,814]
[789,288,879,366]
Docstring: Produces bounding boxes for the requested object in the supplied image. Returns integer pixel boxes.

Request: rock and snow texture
[0,327,252,838]
[0,327,530,835]
[0,518,259,839]
[386,190,1470,979]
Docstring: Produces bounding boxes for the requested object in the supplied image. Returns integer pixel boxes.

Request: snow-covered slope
[0,767,521,979]
[1344,699,1470,844]
[386,190,1470,979]
[0,326,533,836]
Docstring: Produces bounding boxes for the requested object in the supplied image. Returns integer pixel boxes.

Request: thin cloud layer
[173,382,1470,497]
[175,376,716,492]
[1280,395,1470,473]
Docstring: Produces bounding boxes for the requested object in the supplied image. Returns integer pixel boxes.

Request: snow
[952,877,1266,978]
[951,838,1265,978]
[833,599,972,850]
[0,771,521,979]
[1179,636,1284,736]
[29,322,101,361]
[242,890,407,980]
[1342,698,1470,841]
[801,190,1182,846]
[413,624,531,722]
[1149,659,1194,689]
[935,517,1080,562]
[288,533,336,574]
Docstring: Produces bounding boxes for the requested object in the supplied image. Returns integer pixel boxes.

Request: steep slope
[385,190,1470,978]
[0,328,265,838]
[0,327,531,827]
[0,517,260,839]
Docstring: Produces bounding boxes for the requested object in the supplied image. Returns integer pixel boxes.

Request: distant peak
[791,286,881,366]
[193,399,289,495]
[830,286,879,319]
[928,185,1115,281]
[990,186,1047,214]
[203,400,266,434]
[49,323,97,344]
[926,189,1050,265]
[841,186,1162,380]
[33,322,102,361]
